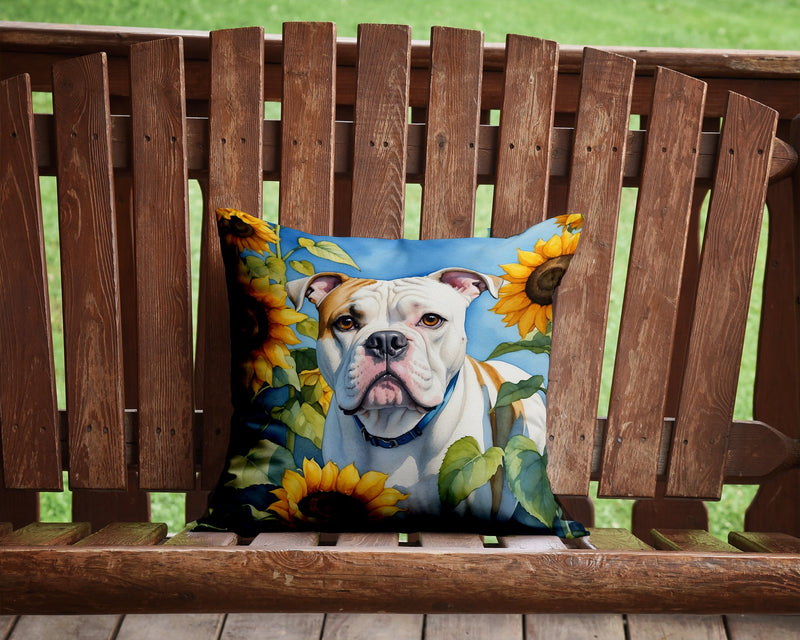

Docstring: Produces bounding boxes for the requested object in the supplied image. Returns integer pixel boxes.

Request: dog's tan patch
[316,277,377,340]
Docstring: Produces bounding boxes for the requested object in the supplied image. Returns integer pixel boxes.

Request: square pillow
[199,209,587,538]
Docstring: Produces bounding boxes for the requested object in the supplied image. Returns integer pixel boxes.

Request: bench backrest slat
[546,48,636,496]
[0,73,62,490]
[667,92,778,499]
[130,37,195,490]
[52,52,128,490]
[492,35,558,237]
[197,26,265,489]
[279,22,336,235]
[419,27,484,240]
[350,23,411,240]
[599,68,707,498]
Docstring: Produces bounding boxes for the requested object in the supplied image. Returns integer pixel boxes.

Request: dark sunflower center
[222,215,255,238]
[298,491,368,524]
[235,296,271,351]
[524,255,573,305]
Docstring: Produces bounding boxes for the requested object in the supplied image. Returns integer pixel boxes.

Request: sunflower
[268,458,409,527]
[216,207,279,253]
[492,229,579,337]
[237,279,306,392]
[299,368,333,414]
[555,213,584,233]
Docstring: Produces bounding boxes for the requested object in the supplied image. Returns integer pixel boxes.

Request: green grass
[10,0,786,535]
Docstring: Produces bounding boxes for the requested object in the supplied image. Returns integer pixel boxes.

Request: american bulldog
[286,268,547,522]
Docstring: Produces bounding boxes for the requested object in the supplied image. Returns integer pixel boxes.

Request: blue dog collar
[355,372,460,448]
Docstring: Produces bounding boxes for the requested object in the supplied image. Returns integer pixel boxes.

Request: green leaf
[244,255,271,279]
[291,347,318,373]
[265,256,287,282]
[271,357,301,390]
[224,439,295,489]
[302,239,360,270]
[298,237,315,249]
[289,259,315,276]
[438,436,504,507]
[296,318,319,339]
[504,434,557,528]
[492,375,545,411]
[487,333,551,359]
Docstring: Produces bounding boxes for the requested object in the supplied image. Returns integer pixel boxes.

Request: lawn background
[5,0,797,535]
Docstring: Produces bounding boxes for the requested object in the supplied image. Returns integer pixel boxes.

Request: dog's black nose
[364,330,408,360]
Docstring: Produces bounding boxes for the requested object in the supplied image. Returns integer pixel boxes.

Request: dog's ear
[286,272,349,310]
[428,268,503,302]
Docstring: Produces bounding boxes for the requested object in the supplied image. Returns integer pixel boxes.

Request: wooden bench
[1,21,800,634]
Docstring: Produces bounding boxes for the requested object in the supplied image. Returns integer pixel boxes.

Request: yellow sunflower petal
[492,291,533,314]
[517,303,541,337]
[281,469,308,504]
[541,234,564,258]
[302,458,322,495]
[262,341,291,370]
[534,304,552,335]
[353,470,389,503]
[336,463,361,496]
[516,249,546,268]
[366,487,409,510]
[269,323,302,346]
[368,505,406,520]
[500,262,535,280]
[253,355,273,387]
[268,306,308,327]
[319,461,340,492]
[498,281,527,295]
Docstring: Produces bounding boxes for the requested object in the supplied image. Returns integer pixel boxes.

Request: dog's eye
[333,315,358,332]
[419,313,445,328]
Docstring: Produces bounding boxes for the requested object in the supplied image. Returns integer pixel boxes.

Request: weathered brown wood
[71,469,150,531]
[525,614,625,640]
[0,480,38,528]
[198,27,265,491]
[668,93,778,500]
[630,482,708,547]
[0,523,11,536]
[51,53,127,491]
[651,529,739,552]
[4,547,800,614]
[600,68,706,498]
[426,614,522,640]
[547,49,636,496]
[129,37,195,490]
[627,615,727,640]
[492,35,558,236]
[586,528,653,550]
[0,522,90,545]
[729,532,800,553]
[725,614,800,640]
[279,22,336,235]
[249,531,319,548]
[419,532,484,548]
[167,527,238,547]
[0,73,61,490]
[350,24,410,239]
[499,535,566,550]
[71,521,166,546]
[419,27,483,240]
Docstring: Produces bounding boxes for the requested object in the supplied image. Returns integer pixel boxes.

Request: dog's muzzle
[364,330,408,361]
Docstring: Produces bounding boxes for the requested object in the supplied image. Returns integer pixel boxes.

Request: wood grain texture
[586,528,653,550]
[198,27,265,490]
[725,614,800,640]
[651,528,738,552]
[115,614,224,640]
[0,522,90,545]
[7,614,122,640]
[526,614,625,640]
[492,35,558,236]
[129,37,195,490]
[73,522,167,546]
[52,53,127,491]
[0,477,38,528]
[546,49,635,496]
[0,73,61,490]
[350,24,410,239]
[419,26,483,240]
[627,615,727,640]
[71,469,150,531]
[729,532,800,553]
[5,547,800,614]
[425,614,522,640]
[668,93,778,499]
[221,613,325,640]
[600,68,706,498]
[166,527,238,547]
[280,22,336,235]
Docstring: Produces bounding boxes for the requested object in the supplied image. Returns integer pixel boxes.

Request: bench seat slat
[73,521,167,546]
[0,73,62,491]
[651,528,739,552]
[52,52,128,491]
[729,531,800,553]
[130,37,195,491]
[668,93,778,500]
[420,27,483,240]
[0,522,90,545]
[600,68,707,498]
[546,48,636,496]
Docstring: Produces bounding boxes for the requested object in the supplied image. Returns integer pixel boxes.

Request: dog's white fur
[287,269,546,521]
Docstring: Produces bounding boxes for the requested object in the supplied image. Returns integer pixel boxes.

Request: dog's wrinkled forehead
[286,269,502,313]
